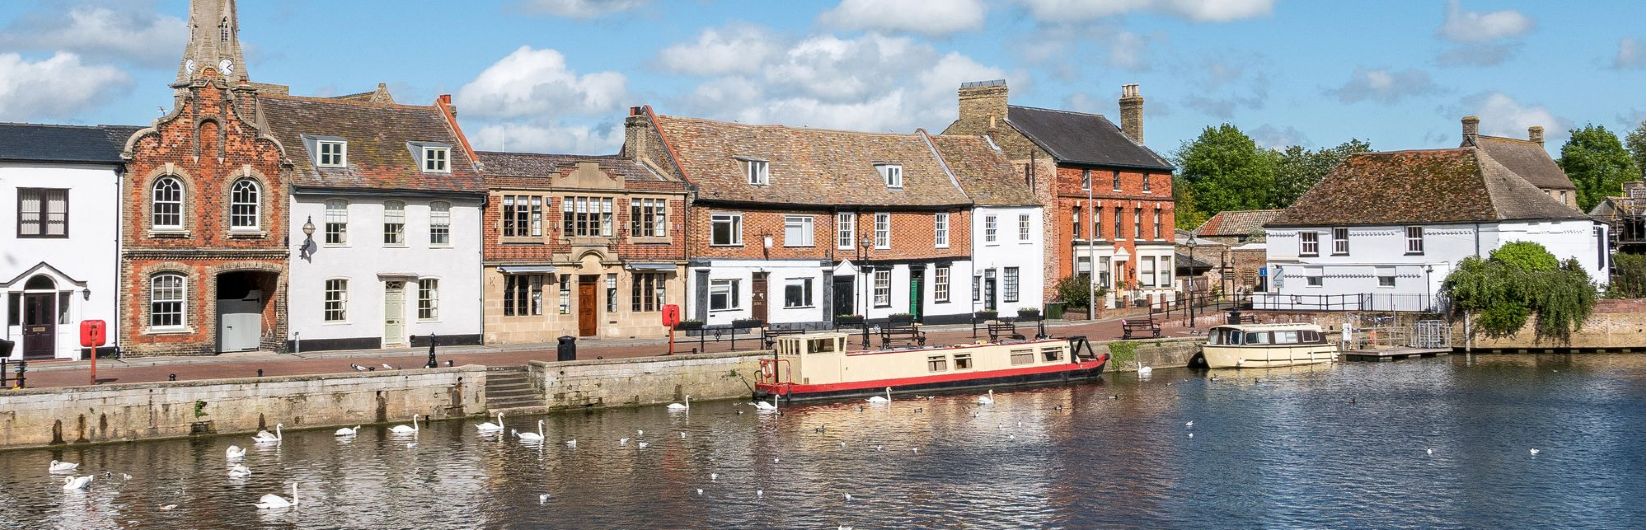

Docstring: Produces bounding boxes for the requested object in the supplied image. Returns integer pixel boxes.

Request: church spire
[177,0,248,85]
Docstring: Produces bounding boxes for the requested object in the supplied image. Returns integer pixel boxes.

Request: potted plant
[732,318,764,329]
[1017,307,1042,320]
[835,314,865,326]
[889,313,914,326]
[674,319,704,331]
[973,310,998,322]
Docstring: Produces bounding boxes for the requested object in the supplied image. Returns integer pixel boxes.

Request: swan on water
[844,493,853,502]
[515,420,545,443]
[252,424,283,445]
[619,437,630,446]
[867,387,891,404]
[389,415,420,436]
[565,439,577,448]
[680,431,687,439]
[667,396,691,411]
[61,475,93,490]
[710,473,718,482]
[226,445,246,460]
[696,488,704,496]
[256,484,299,510]
[1529,448,1540,455]
[1137,362,1153,377]
[977,389,995,405]
[334,425,360,437]
[539,494,550,505]
[48,460,79,473]
[753,399,777,411]
[228,464,252,478]
[637,441,649,449]
[477,412,505,433]
[1427,448,1434,455]
[159,504,177,511]
[1185,421,1194,428]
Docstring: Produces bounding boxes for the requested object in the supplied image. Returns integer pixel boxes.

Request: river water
[1,354,1641,529]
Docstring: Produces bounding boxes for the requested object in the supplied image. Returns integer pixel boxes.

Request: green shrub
[1053,275,1106,310]
[1607,253,1645,298]
[1107,340,1138,369]
[1443,242,1597,344]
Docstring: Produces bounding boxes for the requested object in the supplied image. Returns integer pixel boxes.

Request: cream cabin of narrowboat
[755,332,1107,402]
[1201,323,1337,369]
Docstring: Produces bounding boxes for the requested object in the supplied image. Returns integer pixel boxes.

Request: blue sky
[0,0,1641,157]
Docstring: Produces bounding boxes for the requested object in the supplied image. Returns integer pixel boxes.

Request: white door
[218,292,262,352]
[384,281,406,347]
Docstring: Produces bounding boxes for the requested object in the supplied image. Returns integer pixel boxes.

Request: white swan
[753,399,777,411]
[228,464,252,478]
[48,460,79,473]
[62,475,93,490]
[389,414,420,436]
[667,395,691,411]
[515,420,545,443]
[867,387,891,404]
[977,389,995,405]
[1137,362,1153,377]
[637,441,649,449]
[225,445,246,460]
[477,412,505,433]
[565,438,577,448]
[252,424,283,445]
[334,425,360,437]
[256,484,299,510]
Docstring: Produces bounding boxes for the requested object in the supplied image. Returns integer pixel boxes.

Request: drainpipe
[111,164,125,358]
[292,331,301,354]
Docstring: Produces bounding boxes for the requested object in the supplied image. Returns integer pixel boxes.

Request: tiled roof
[1194,209,1283,237]
[258,94,484,193]
[478,151,670,183]
[1004,106,1174,171]
[927,133,1038,206]
[1267,148,1589,227]
[0,123,140,164]
[650,115,971,207]
[1474,135,1575,190]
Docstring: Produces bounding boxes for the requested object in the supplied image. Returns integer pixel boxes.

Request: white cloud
[819,0,987,36]
[1468,92,1565,140]
[1249,124,1310,149]
[518,0,647,18]
[1329,68,1440,104]
[455,46,627,119]
[0,52,130,121]
[657,25,779,76]
[1015,0,1272,23]
[1439,0,1533,43]
[1613,37,1644,70]
[0,6,186,67]
[469,121,625,155]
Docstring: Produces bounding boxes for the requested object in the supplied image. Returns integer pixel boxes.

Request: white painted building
[1257,146,1605,312]
[0,124,136,360]
[972,206,1044,315]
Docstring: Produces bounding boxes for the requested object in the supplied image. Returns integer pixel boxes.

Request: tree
[1172,174,1209,230]
[1558,124,1638,211]
[1173,124,1277,217]
[1628,122,1645,178]
[1442,242,1596,344]
[1270,139,1372,209]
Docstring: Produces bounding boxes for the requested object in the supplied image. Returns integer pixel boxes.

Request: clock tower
[177,0,248,86]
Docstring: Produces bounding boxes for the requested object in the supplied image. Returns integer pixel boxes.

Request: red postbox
[661,304,681,327]
[80,320,107,348]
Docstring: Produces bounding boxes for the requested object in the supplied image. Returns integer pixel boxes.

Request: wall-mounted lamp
[299,216,317,260]
[763,234,774,249]
[81,288,90,301]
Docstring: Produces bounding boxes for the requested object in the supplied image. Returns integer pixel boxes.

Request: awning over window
[626,262,677,272]
[498,265,556,275]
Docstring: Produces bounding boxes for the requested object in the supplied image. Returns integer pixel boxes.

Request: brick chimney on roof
[1119,84,1144,145]
[958,80,1008,130]
[1462,115,1480,147]
[1528,125,1544,146]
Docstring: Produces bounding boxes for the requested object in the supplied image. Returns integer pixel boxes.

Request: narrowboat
[1201,323,1337,369]
[754,332,1109,402]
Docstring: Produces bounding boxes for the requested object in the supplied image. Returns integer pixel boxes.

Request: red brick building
[943,81,1179,310]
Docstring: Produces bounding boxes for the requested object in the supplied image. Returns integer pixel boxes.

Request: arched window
[150,273,187,329]
[229,179,259,230]
[24,275,55,290]
[153,177,183,229]
[219,17,230,42]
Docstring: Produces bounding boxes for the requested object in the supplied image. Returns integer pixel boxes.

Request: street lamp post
[1188,237,1197,328]
[858,235,872,349]
[1424,264,1434,312]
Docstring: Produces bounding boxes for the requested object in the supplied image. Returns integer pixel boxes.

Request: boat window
[1042,346,1064,362]
[927,355,947,372]
[1244,332,1272,345]
[1225,329,1244,345]
[1301,330,1322,343]
[809,338,836,353]
[1010,349,1035,366]
[953,353,973,370]
[1274,331,1299,344]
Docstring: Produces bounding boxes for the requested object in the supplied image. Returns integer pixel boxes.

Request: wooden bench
[879,324,926,349]
[1235,313,1258,324]
[986,320,1025,342]
[1122,317,1161,339]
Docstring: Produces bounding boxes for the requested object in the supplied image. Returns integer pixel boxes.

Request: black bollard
[445,360,453,368]
[169,373,177,381]
[1,358,7,386]
[425,333,439,369]
[256,368,263,377]
[14,360,24,389]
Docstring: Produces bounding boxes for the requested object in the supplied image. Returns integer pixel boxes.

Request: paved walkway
[11,311,1230,390]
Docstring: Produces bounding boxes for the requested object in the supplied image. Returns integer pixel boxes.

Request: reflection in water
[0,354,1640,528]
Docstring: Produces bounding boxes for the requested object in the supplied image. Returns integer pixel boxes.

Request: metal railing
[1249,292,1447,313]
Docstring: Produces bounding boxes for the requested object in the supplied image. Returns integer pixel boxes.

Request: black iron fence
[1249,292,1448,313]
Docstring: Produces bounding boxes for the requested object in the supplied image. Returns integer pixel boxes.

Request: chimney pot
[957,80,1009,131]
[1119,84,1145,145]
[1528,125,1544,146]
[1461,115,1480,146]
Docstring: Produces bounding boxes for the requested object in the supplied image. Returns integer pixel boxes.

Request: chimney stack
[1119,84,1144,145]
[957,80,1009,130]
[623,106,650,160]
[1528,125,1544,146]
[1461,115,1480,146]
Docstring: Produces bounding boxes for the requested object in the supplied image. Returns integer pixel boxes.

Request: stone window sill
[228,229,268,239]
[148,229,190,239]
[144,326,194,335]
[630,236,671,244]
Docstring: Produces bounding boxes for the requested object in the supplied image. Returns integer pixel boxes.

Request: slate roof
[1194,209,1283,237]
[0,123,140,164]
[650,115,971,207]
[927,133,1039,206]
[478,151,670,184]
[258,94,484,193]
[1474,135,1575,190]
[1267,148,1590,227]
[1004,106,1174,171]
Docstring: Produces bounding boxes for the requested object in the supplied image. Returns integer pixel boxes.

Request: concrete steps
[485,368,542,411]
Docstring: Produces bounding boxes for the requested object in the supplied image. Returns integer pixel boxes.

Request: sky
[0,0,1641,158]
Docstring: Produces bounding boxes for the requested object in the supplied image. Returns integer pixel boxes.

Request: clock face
[185,59,197,76]
[219,59,234,76]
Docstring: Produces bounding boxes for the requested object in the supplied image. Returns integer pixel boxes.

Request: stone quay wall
[0,366,485,451]
[529,351,769,410]
[1101,337,1205,372]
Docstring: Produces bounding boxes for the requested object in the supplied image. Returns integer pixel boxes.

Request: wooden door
[908,270,924,321]
[22,293,54,358]
[832,277,855,319]
[384,281,406,346]
[577,277,597,336]
[750,273,768,323]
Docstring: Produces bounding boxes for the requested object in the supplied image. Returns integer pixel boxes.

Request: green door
[909,270,924,322]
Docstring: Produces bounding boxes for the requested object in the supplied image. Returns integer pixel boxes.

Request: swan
[256,484,298,510]
[619,437,629,446]
[637,441,649,449]
[1137,362,1153,377]
[228,464,252,478]
[389,414,420,436]
[977,389,995,405]
[1185,421,1194,428]
[753,399,777,411]
[225,445,246,460]
[539,494,551,505]
[477,412,505,433]
[867,387,891,404]
[1529,448,1540,455]
[667,395,691,411]
[564,439,577,448]
[62,475,93,490]
[252,424,283,445]
[48,460,79,473]
[515,420,545,443]
[334,425,360,437]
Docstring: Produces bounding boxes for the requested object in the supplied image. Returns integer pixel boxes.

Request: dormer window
[878,164,903,188]
[317,140,347,167]
[423,146,450,173]
[744,159,769,185]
